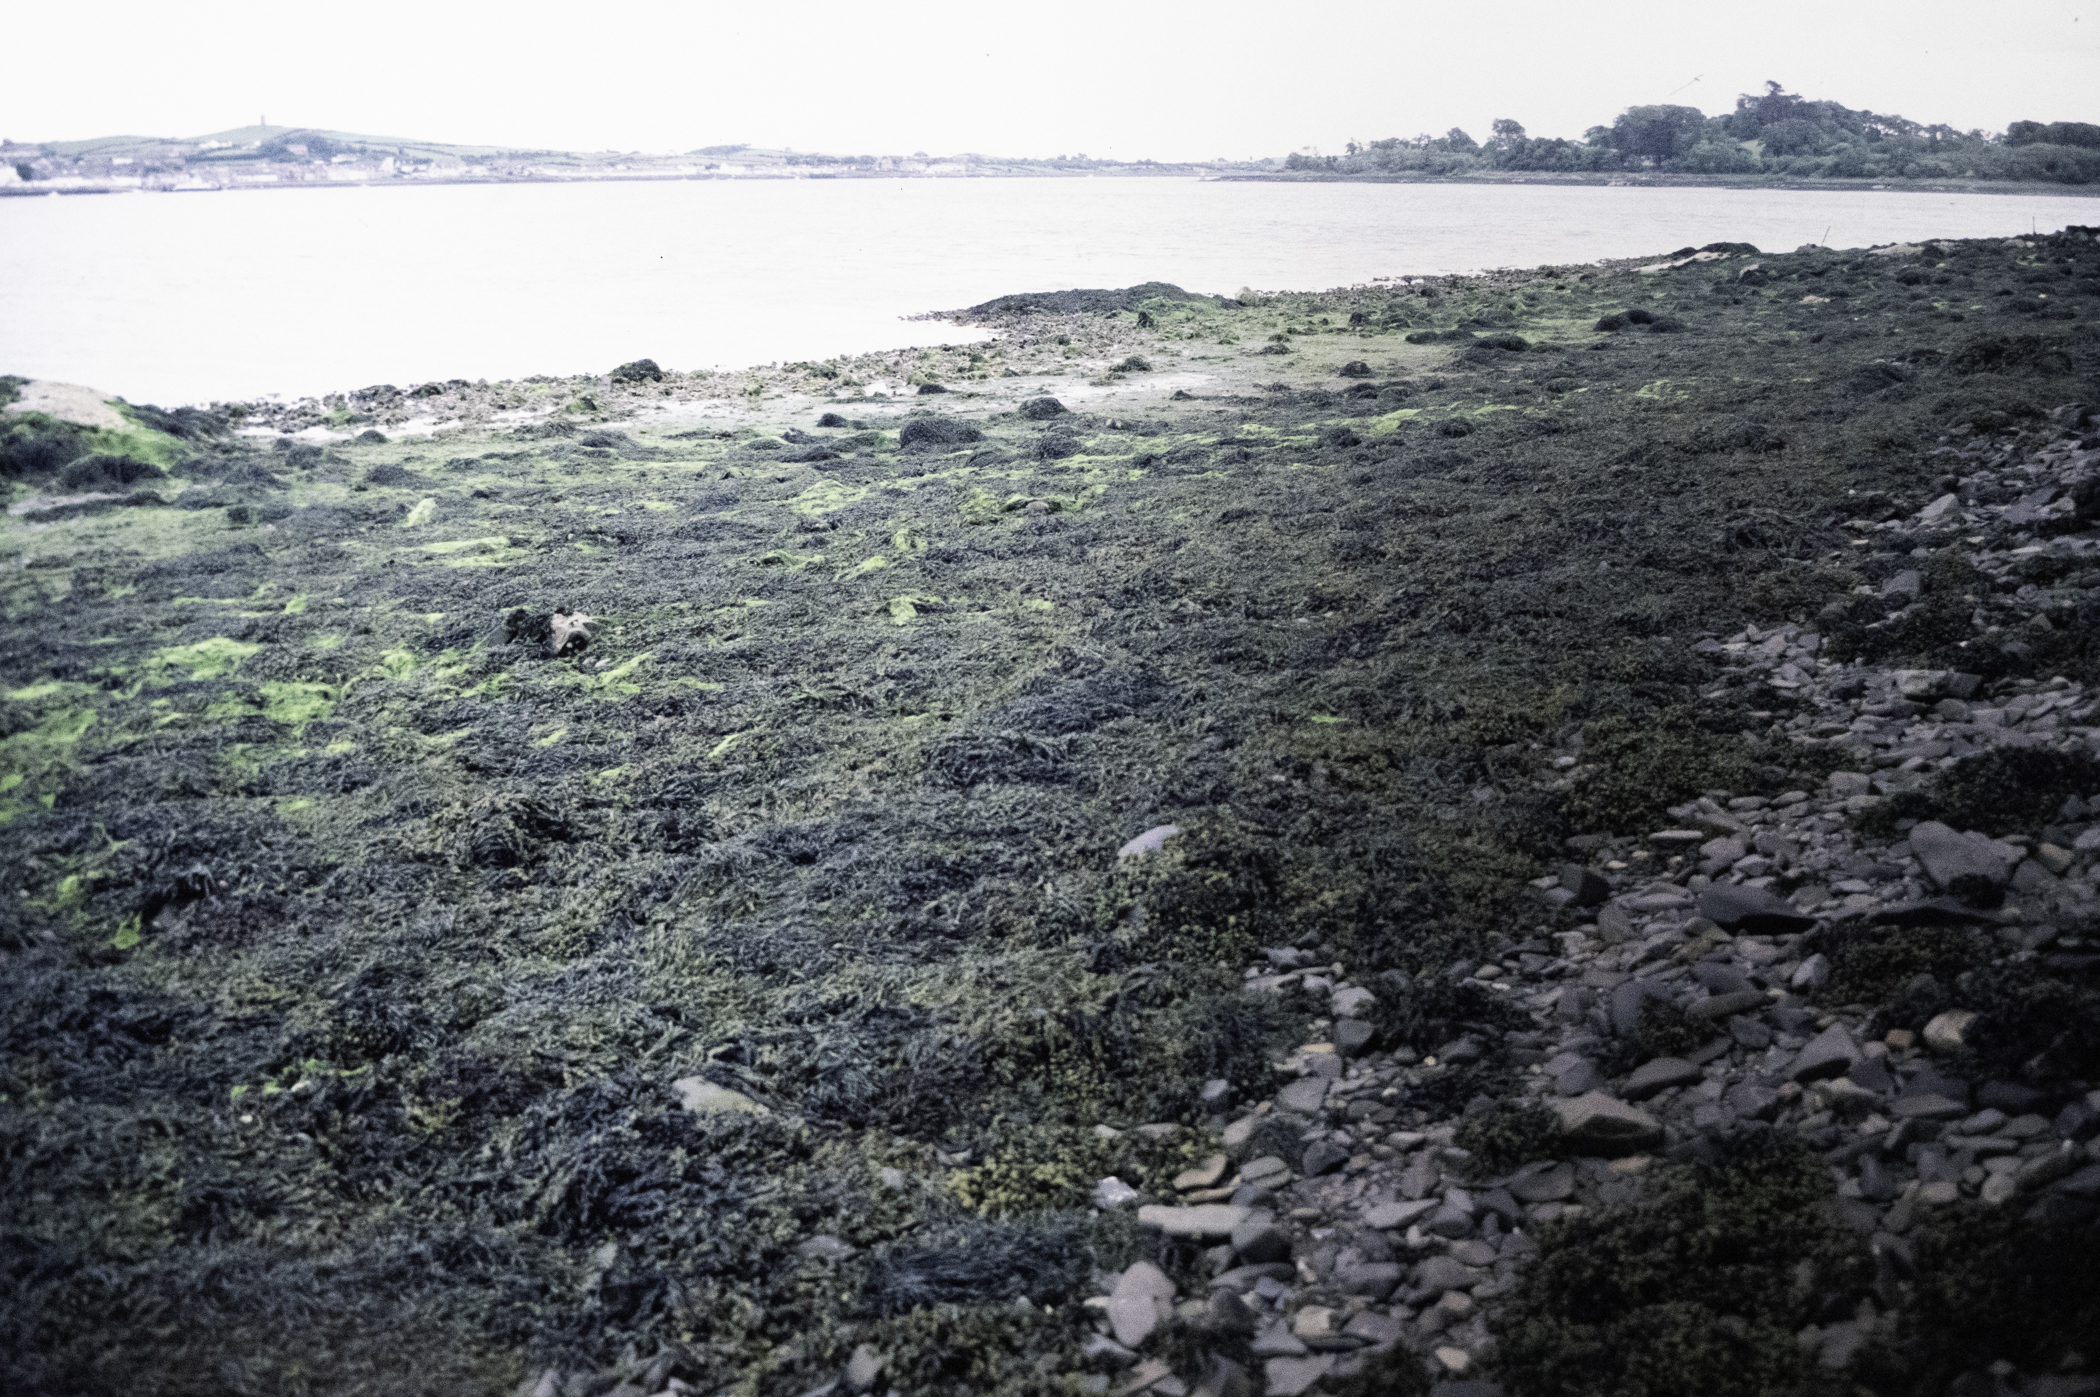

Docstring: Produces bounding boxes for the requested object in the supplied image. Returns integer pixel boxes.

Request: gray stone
[1363,1198,1438,1230]
[1789,1023,1861,1082]
[1276,1078,1330,1114]
[671,1077,770,1116]
[1342,1310,1405,1347]
[1609,979,1668,1036]
[1553,1091,1665,1154]
[1262,1355,1334,1396]
[1333,1019,1377,1058]
[1094,1176,1140,1210]
[1908,822,2013,893]
[1413,1255,1483,1295]
[1623,1056,1705,1101]
[1250,1323,1310,1358]
[1698,883,1817,934]
[1107,1260,1176,1348]
[1555,1059,1602,1096]
[1200,1078,1235,1108]
[1332,986,1377,1019]
[845,1344,886,1393]
[1689,989,1769,1021]
[1890,1093,1967,1121]
[1923,1009,1978,1052]
[1207,1291,1258,1337]
[1118,824,1182,860]
[1232,1218,1293,1264]
[1790,954,1831,990]
[1561,864,1611,907]
[1883,569,1923,600]
[1507,1162,1576,1203]
[1222,1115,1261,1149]
[1691,962,1755,995]
[1302,1141,1350,1177]
[1136,1204,1251,1239]
[1336,1261,1402,1298]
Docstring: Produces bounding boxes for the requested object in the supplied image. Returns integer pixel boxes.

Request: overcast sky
[5,1,2094,162]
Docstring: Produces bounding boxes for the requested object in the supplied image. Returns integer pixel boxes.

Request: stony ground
[4,229,2100,1397]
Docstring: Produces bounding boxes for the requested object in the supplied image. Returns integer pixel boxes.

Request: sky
[3,1,2095,162]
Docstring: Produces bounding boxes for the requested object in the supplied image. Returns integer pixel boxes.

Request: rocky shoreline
[5,229,2099,1397]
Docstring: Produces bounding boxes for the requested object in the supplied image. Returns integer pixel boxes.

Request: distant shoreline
[9,168,2100,201]
[1221,169,2100,199]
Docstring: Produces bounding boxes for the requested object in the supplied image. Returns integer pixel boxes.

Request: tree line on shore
[1283,82,2100,183]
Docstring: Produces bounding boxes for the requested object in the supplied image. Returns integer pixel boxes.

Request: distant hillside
[1276,83,2100,185]
[0,125,1249,195]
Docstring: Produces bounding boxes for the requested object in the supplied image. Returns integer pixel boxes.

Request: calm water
[3,178,2095,406]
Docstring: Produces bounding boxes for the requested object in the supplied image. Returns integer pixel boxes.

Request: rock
[1277,1078,1330,1114]
[1018,396,1067,419]
[1790,954,1831,991]
[1251,1322,1310,1358]
[1241,1155,1291,1186]
[1222,1116,1261,1149]
[1118,824,1181,860]
[1336,1261,1402,1298]
[1434,1347,1473,1375]
[1332,986,1377,1019]
[1554,1092,1665,1154]
[1137,1204,1251,1240]
[1232,1219,1294,1264]
[1697,883,1816,934]
[1507,1162,1576,1203]
[1095,1176,1141,1210]
[1561,865,1610,907]
[1890,1093,1967,1121]
[1363,1199,1439,1230]
[1623,1056,1705,1101]
[2016,1143,2077,1193]
[1107,1260,1177,1348]
[671,1077,770,1116]
[1262,1355,1334,1396]
[1333,1019,1377,1058]
[1690,989,1769,1020]
[845,1344,886,1393]
[2036,843,2075,875]
[1176,1154,1231,1191]
[1908,822,2013,897]
[1609,979,1668,1037]
[1342,1310,1404,1347]
[1302,1141,1350,1177]
[796,1234,854,1260]
[1923,1009,1978,1053]
[1201,1078,1234,1108]
[1413,1255,1481,1296]
[1555,1059,1602,1096]
[1789,1023,1861,1082]
[1829,771,1874,797]
[1691,962,1755,995]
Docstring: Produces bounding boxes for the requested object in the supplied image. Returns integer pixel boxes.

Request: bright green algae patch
[4,230,2100,1395]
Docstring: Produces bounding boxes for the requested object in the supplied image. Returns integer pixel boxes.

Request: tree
[1610,105,1713,165]
[1489,119,1527,155]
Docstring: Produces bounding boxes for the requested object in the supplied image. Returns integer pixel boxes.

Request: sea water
[2,176,2093,405]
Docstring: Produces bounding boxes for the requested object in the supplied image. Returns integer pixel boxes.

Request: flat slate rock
[1789,1023,1861,1082]
[1136,1203,1250,1239]
[1908,821,2013,890]
[1622,1056,1706,1100]
[1276,1077,1330,1114]
[1689,989,1769,1020]
[1698,882,1817,934]
[671,1077,770,1116]
[1362,1199,1439,1230]
[1553,1091,1664,1154]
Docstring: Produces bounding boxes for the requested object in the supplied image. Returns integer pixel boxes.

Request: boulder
[1118,824,1181,860]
